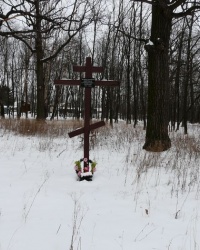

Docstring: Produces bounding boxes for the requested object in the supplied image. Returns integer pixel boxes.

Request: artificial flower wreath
[74,158,97,177]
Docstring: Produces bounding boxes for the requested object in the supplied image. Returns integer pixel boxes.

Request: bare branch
[133,0,155,5]
[172,5,200,18]
[116,27,147,43]
[169,0,187,10]
[0,28,35,36]
[42,21,91,63]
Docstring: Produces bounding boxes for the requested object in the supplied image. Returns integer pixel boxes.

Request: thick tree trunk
[143,2,172,152]
[35,0,46,120]
[0,102,5,118]
[36,45,46,120]
[182,15,194,133]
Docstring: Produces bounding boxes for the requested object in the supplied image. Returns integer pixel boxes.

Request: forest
[0,0,200,151]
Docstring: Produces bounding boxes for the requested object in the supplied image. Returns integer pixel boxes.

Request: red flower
[84,166,89,172]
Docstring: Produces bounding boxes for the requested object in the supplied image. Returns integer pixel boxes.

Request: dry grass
[1,118,200,227]
[0,118,84,137]
[1,118,199,193]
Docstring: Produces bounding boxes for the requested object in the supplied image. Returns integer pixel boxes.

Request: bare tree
[0,0,95,120]
[130,0,200,151]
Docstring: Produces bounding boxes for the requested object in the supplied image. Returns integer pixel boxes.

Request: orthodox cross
[54,57,119,167]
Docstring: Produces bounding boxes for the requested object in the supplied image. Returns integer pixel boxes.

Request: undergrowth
[1,118,200,194]
[0,118,83,137]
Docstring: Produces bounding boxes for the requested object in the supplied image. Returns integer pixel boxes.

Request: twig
[24,178,48,221]
[175,189,190,219]
[57,146,68,157]
[56,224,61,234]
[134,223,149,241]
[7,226,22,250]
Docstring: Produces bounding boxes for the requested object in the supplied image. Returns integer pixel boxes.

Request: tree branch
[169,0,186,10]
[41,20,91,62]
[172,5,200,18]
[115,26,147,43]
[133,0,155,5]
[11,33,36,53]
[0,28,35,36]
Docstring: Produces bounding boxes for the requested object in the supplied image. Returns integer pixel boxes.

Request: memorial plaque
[81,78,95,88]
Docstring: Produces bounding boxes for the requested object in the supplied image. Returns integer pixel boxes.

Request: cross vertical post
[73,57,104,167]
[83,58,92,165]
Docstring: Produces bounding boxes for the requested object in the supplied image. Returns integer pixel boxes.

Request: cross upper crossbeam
[73,65,103,74]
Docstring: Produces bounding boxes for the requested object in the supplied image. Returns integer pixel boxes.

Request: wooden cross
[55,57,119,167]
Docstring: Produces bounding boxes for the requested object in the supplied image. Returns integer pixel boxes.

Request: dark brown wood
[54,57,119,167]
[68,121,105,138]
[68,127,85,138]
[20,102,30,118]
[54,79,80,86]
[73,65,104,73]
[89,121,105,130]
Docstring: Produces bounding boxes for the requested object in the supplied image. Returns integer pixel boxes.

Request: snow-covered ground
[0,119,200,250]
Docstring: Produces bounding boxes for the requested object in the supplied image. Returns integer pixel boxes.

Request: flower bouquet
[74,158,97,181]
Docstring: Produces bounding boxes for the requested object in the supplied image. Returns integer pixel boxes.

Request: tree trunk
[138,3,146,130]
[182,15,194,133]
[174,30,185,131]
[35,0,46,120]
[143,3,172,152]
[0,102,5,118]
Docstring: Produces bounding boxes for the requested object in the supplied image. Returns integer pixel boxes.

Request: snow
[80,172,93,177]
[0,119,200,250]
[146,40,154,46]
